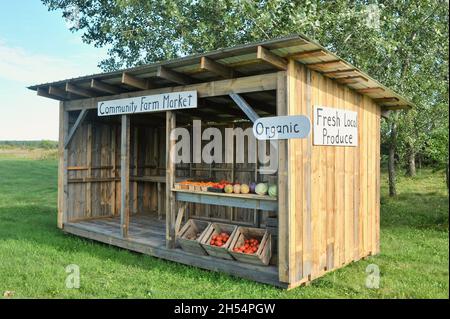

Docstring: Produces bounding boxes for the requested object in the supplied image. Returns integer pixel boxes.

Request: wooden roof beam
[66,82,97,98]
[356,87,386,94]
[289,49,327,59]
[122,72,151,90]
[37,87,61,100]
[336,75,369,84]
[49,86,70,100]
[306,60,347,70]
[256,46,287,70]
[322,69,359,78]
[373,97,399,104]
[90,79,122,94]
[156,66,193,85]
[200,57,234,79]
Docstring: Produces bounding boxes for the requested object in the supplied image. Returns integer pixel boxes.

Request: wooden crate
[200,223,237,260]
[177,219,211,255]
[228,226,272,266]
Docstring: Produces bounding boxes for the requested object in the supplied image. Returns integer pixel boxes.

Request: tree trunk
[446,160,449,192]
[388,122,397,197]
[406,148,416,177]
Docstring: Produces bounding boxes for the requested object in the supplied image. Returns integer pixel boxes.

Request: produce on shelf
[209,232,230,247]
[268,184,277,197]
[249,182,257,193]
[233,183,241,194]
[240,184,250,194]
[224,184,234,194]
[255,183,268,195]
[233,238,260,254]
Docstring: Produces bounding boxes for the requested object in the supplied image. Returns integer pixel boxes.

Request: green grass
[0,154,448,298]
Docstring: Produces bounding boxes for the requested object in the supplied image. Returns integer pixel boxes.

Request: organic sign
[313,106,358,146]
[252,115,311,140]
[97,91,197,116]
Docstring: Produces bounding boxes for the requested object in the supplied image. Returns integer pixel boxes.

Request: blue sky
[0,1,108,140]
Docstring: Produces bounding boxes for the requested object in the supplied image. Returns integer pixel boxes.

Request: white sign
[313,106,358,146]
[252,115,311,140]
[97,91,197,116]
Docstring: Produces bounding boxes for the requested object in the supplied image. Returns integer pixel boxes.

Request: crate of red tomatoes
[200,223,237,260]
[228,226,272,266]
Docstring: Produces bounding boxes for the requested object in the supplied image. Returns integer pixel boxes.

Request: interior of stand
[65,90,279,266]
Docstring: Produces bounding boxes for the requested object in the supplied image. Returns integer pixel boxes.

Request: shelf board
[172,189,278,211]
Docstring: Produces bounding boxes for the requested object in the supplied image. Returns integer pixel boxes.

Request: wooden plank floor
[64,214,284,288]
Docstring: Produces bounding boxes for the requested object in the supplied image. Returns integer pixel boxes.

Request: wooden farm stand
[29,34,412,289]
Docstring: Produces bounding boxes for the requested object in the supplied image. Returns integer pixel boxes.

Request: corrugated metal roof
[28,34,413,109]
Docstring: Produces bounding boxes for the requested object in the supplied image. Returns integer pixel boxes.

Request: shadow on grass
[0,204,266,291]
[380,191,449,231]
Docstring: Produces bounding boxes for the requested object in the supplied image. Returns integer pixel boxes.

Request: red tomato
[210,239,215,245]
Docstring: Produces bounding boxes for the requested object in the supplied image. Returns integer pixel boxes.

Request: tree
[42,0,449,194]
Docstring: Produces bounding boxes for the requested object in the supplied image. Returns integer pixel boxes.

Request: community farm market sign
[313,106,358,146]
[97,91,197,116]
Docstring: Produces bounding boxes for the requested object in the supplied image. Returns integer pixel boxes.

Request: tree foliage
[42,0,449,175]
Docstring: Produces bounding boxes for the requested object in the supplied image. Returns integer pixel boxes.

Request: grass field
[0,150,448,298]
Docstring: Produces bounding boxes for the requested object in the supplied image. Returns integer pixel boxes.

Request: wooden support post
[58,102,69,229]
[120,115,130,238]
[277,71,290,283]
[86,123,92,218]
[229,93,260,123]
[166,111,176,248]
[175,202,188,235]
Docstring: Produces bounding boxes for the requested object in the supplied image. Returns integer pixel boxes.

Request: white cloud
[0,39,102,85]
[0,39,106,140]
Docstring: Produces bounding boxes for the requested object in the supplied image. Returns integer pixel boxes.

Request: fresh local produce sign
[252,115,311,140]
[97,91,197,116]
[313,106,358,146]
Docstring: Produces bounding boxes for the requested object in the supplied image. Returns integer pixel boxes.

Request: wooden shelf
[172,189,277,211]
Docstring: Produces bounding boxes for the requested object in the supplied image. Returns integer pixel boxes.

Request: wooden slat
[356,87,385,94]
[200,56,234,78]
[122,72,150,89]
[302,67,313,280]
[66,82,96,98]
[64,109,88,149]
[257,46,287,70]
[277,70,289,283]
[91,79,122,94]
[120,115,130,237]
[86,123,92,218]
[289,49,327,59]
[157,66,193,85]
[37,87,61,100]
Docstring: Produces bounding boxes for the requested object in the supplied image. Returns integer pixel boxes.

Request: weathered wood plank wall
[285,60,381,286]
